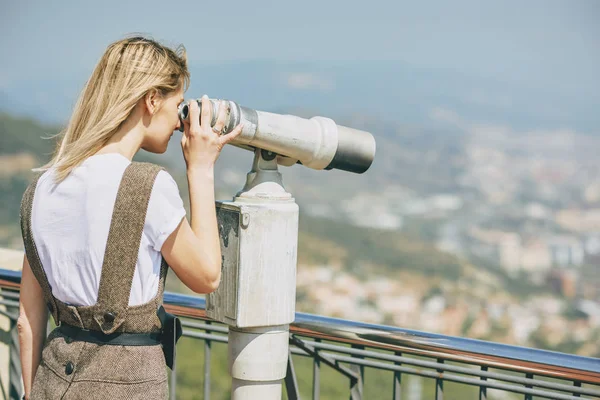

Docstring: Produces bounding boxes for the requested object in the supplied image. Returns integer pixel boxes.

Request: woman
[17,36,242,399]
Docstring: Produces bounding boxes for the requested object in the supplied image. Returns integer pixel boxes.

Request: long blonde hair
[41,36,190,182]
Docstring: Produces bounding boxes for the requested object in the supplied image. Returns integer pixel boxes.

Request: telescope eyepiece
[177,99,241,134]
[179,103,190,123]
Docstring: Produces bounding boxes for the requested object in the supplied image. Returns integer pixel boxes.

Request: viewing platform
[1,261,599,399]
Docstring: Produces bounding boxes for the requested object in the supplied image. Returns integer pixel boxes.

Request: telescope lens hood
[326,126,376,174]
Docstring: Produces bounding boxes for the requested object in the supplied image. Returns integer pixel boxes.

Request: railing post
[0,295,22,400]
[524,373,533,400]
[204,320,212,400]
[284,351,300,400]
[435,359,444,400]
[8,306,22,399]
[479,366,487,400]
[170,357,177,400]
[0,289,16,400]
[393,351,402,400]
[349,344,364,400]
[312,338,321,400]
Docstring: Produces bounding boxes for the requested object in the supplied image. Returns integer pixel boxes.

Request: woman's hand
[166,96,239,294]
[180,95,243,172]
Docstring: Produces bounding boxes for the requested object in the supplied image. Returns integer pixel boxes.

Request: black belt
[59,324,161,346]
[57,306,181,370]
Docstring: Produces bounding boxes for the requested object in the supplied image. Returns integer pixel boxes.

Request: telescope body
[176,94,379,398]
[178,99,376,174]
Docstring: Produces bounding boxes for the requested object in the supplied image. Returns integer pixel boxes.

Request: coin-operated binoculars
[179,98,376,400]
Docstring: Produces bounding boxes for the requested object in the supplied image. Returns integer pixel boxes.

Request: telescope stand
[209,149,298,400]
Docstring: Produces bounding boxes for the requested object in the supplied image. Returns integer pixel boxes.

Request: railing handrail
[2,267,599,385]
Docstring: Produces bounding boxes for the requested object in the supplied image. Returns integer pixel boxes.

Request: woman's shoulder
[137,163,183,206]
[153,168,180,194]
[21,169,51,203]
[127,161,165,177]
[125,161,177,186]
[119,162,183,206]
[144,167,186,252]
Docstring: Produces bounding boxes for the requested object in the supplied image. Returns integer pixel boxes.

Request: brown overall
[20,162,171,399]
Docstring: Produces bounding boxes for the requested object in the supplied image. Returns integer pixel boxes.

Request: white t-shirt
[31,153,186,306]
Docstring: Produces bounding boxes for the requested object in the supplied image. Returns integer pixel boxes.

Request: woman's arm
[162,169,222,294]
[162,97,243,294]
[17,255,48,399]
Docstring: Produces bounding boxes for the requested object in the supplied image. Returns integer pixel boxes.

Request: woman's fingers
[187,99,201,136]
[182,96,241,168]
[211,100,229,136]
[219,123,244,146]
[200,95,212,130]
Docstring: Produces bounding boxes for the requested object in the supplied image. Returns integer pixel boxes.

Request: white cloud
[428,106,596,160]
[430,107,519,141]
[429,107,463,127]
[284,72,335,92]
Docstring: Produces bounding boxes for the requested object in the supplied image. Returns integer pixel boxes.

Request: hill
[3,111,597,361]
[0,112,550,289]
[0,111,470,277]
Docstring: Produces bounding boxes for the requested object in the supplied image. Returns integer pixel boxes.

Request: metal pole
[229,326,289,399]
[8,304,21,400]
[169,359,176,400]
[204,321,212,400]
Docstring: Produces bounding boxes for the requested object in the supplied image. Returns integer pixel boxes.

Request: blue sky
[1,0,599,129]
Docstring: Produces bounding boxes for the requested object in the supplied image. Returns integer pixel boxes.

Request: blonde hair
[41,36,190,182]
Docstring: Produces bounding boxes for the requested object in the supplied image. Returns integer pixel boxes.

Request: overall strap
[20,172,60,325]
[93,162,163,334]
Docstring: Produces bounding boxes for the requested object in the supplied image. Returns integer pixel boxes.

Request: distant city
[280,117,600,357]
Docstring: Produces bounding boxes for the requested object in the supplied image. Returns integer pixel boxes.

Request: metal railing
[1,267,599,400]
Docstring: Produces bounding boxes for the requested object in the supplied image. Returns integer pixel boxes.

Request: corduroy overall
[20,162,172,400]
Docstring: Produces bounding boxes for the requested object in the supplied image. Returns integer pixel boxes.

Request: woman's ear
[144,89,160,115]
